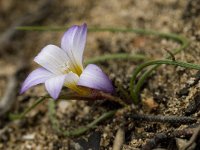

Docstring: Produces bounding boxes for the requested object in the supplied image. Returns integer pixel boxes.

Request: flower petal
[77,64,114,93]
[64,72,79,88]
[64,71,87,94]
[61,23,87,74]
[34,44,69,75]
[45,75,66,99]
[20,68,54,94]
[64,72,83,94]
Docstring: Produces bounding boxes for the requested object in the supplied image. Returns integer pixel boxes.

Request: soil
[0,0,200,149]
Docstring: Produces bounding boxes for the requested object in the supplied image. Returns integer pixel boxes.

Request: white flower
[21,24,114,99]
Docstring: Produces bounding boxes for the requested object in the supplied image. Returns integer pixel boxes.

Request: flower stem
[15,25,188,56]
[14,26,188,50]
[131,31,189,104]
[130,60,200,104]
[98,92,128,107]
[59,91,128,107]
[48,100,116,137]
[48,99,60,132]
[63,110,116,137]
[85,53,148,64]
[9,96,46,120]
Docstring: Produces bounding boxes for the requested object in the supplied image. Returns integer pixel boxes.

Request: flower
[20,23,114,99]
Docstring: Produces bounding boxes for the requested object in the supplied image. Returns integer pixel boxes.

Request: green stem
[16,26,68,31]
[48,100,61,132]
[9,96,46,120]
[130,60,200,104]
[11,91,123,121]
[63,110,116,137]
[16,26,188,54]
[48,100,116,137]
[16,26,188,47]
[133,32,189,103]
[14,26,187,47]
[89,27,188,54]
[85,53,148,64]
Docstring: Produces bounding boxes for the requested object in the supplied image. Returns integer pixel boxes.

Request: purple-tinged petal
[34,44,69,75]
[61,23,87,71]
[64,72,79,88]
[64,72,90,95]
[64,72,81,93]
[45,75,66,99]
[77,64,114,94]
[20,68,54,94]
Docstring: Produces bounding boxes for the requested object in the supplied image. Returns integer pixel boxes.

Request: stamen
[60,61,70,74]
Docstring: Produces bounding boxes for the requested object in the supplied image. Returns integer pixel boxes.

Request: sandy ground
[0,0,200,149]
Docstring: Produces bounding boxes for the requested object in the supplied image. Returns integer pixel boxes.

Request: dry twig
[181,125,200,150]
[130,114,197,124]
[142,126,196,150]
[112,128,125,150]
